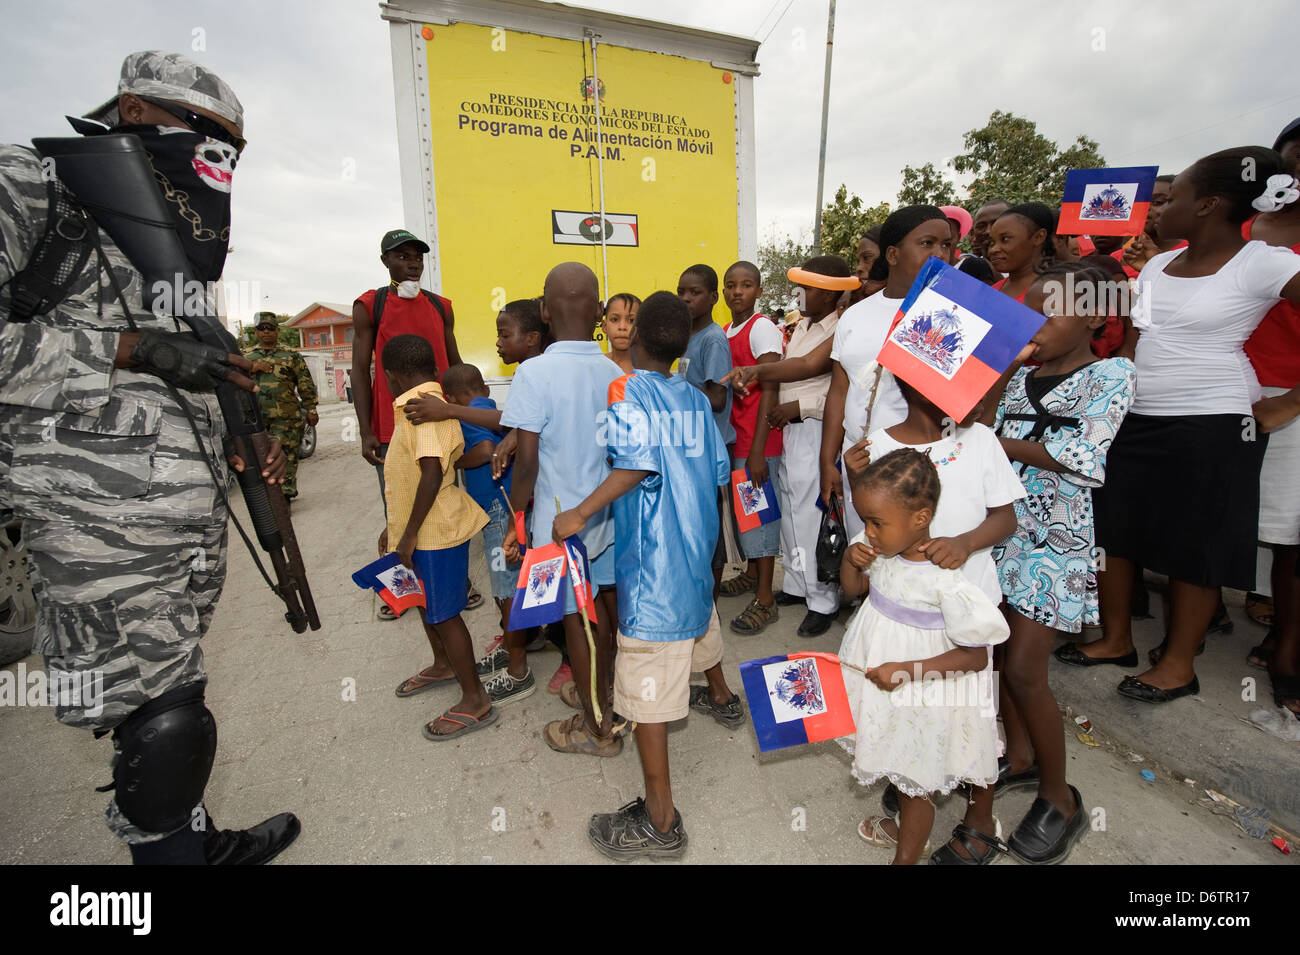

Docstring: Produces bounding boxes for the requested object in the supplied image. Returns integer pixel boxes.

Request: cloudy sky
[4,0,1298,326]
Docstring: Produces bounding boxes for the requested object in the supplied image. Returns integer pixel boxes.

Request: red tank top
[356,287,452,442]
[726,314,783,458]
[1241,216,1300,388]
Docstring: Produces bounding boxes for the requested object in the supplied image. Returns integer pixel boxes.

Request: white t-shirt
[725,313,784,360]
[830,291,908,446]
[1130,241,1300,416]
[867,423,1026,603]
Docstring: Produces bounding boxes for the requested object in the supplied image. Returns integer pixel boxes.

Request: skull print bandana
[117,124,235,281]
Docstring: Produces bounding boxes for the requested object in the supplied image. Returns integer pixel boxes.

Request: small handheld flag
[740,652,856,752]
[561,534,597,624]
[1057,166,1159,236]
[877,258,1046,423]
[497,485,528,557]
[731,468,781,533]
[509,541,568,630]
[352,553,426,616]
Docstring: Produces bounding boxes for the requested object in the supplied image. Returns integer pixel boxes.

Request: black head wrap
[867,204,949,283]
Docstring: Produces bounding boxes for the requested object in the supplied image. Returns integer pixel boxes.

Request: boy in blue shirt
[554,292,745,860]
[440,363,536,706]
[501,262,624,756]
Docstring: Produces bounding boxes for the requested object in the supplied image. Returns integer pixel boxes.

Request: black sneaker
[475,645,509,676]
[689,685,746,729]
[588,798,687,861]
[484,668,537,706]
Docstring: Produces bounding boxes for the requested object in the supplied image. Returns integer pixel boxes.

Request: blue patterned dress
[992,359,1135,632]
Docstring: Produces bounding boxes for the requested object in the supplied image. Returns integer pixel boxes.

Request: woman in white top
[1065,146,1300,704]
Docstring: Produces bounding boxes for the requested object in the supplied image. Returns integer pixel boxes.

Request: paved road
[1,402,1295,865]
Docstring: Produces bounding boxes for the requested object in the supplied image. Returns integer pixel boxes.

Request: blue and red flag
[740,651,856,752]
[1057,166,1159,236]
[509,541,568,629]
[731,468,781,533]
[352,553,427,616]
[878,258,1046,423]
[561,534,598,624]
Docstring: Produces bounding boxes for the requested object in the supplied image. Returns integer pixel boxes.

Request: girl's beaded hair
[853,447,941,513]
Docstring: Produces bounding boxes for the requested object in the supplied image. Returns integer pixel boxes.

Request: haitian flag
[561,534,598,624]
[878,258,1046,423]
[1057,166,1159,236]
[509,540,568,629]
[740,651,856,752]
[352,553,427,616]
[732,468,781,533]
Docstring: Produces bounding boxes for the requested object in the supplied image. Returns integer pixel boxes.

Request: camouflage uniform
[0,135,231,844]
[246,345,316,499]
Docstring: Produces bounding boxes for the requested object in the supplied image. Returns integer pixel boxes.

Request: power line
[758,0,797,45]
[751,0,784,39]
[1116,93,1300,161]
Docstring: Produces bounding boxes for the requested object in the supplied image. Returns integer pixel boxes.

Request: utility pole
[811,0,835,253]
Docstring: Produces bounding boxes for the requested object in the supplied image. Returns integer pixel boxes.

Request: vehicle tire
[0,521,36,666]
[300,422,317,459]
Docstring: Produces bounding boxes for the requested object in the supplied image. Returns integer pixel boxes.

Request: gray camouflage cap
[84,50,244,132]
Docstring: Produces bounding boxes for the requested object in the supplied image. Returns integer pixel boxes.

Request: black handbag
[815,494,848,584]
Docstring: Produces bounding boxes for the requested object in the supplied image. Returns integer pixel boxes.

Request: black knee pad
[113,682,217,835]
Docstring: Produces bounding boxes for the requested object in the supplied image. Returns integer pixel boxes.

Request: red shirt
[726,314,783,458]
[356,287,452,442]
[1241,216,1300,388]
[992,276,1027,303]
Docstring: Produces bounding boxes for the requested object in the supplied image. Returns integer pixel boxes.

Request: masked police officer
[0,51,301,864]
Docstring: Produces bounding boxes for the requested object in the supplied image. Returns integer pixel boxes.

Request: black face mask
[115,124,236,282]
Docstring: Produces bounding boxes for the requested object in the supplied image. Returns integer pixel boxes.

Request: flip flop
[377,604,408,622]
[422,707,498,741]
[395,666,458,698]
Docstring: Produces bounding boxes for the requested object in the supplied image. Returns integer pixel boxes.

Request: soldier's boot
[202,812,302,865]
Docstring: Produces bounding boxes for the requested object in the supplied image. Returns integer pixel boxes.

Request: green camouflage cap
[84,50,244,132]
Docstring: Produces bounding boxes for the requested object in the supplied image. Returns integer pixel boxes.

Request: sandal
[1244,592,1274,628]
[422,706,498,741]
[729,598,778,636]
[377,603,407,622]
[395,665,457,697]
[718,573,757,598]
[856,814,930,853]
[1248,630,1275,670]
[465,583,484,611]
[928,821,1007,865]
[543,712,623,757]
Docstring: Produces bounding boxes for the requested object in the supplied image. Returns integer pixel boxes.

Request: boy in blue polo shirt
[553,292,745,861]
[501,262,624,756]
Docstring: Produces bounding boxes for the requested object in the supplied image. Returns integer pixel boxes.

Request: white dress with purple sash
[836,540,1009,797]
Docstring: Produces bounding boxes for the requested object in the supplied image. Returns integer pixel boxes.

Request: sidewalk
[0,402,1294,865]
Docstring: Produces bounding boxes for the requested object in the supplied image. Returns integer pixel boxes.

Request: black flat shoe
[774,591,805,607]
[1008,786,1087,865]
[881,783,900,816]
[797,609,835,637]
[1147,637,1205,666]
[1116,674,1199,704]
[1054,643,1138,668]
[994,755,1040,796]
[929,822,1008,865]
[204,812,301,865]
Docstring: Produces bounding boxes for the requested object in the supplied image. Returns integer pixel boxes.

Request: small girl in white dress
[837,447,1010,864]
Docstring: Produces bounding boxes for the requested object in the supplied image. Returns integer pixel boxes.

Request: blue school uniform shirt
[500,340,621,557]
[681,322,735,446]
[607,370,730,641]
[458,396,510,511]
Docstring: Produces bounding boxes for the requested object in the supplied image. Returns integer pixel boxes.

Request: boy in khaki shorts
[553,292,745,861]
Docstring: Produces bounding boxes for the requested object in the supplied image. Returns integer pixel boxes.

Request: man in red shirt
[351,229,461,494]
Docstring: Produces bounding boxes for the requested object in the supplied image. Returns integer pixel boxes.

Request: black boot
[129,824,206,865]
[203,812,302,865]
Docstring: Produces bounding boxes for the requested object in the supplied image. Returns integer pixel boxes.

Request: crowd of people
[351,125,1300,864]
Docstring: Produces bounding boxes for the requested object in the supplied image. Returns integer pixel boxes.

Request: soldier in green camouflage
[248,314,318,503]
[0,51,299,865]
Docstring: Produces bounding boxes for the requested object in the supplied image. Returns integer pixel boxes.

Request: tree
[756,231,812,316]
[818,184,891,264]
[952,110,1105,208]
[898,162,957,207]
[240,314,300,350]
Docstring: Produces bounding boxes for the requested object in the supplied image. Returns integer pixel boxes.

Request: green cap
[381,229,430,254]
